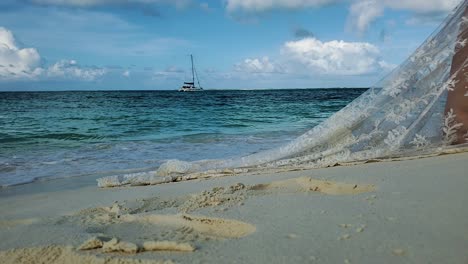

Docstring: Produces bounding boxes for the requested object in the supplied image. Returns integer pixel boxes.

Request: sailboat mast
[191,54,195,85]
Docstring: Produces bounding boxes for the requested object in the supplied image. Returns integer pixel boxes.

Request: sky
[0,0,462,90]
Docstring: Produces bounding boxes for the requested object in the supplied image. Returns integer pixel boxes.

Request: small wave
[94,143,113,150]
[0,172,37,187]
[0,163,16,173]
[91,115,133,122]
[0,136,27,144]
[40,158,74,165]
[36,133,105,141]
[0,133,105,143]
[180,133,227,144]
[222,123,251,128]
[230,118,276,124]
[60,117,87,121]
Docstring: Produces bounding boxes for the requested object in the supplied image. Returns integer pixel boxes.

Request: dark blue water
[0,89,366,186]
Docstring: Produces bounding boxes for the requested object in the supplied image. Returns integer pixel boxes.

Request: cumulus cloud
[0,27,43,80]
[234,56,285,74]
[0,27,107,82]
[235,37,393,76]
[46,60,107,81]
[226,0,339,12]
[281,37,389,75]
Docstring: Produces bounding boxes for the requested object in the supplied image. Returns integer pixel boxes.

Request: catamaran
[179,54,203,92]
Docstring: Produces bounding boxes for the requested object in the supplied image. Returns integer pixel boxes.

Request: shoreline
[0,152,467,263]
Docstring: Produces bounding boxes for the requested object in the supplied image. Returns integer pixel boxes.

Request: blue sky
[0,0,462,90]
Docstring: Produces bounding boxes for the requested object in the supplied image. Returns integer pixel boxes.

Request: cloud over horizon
[0,27,107,82]
[235,56,286,74]
[236,37,395,76]
[282,37,389,75]
[0,27,42,80]
[46,60,107,81]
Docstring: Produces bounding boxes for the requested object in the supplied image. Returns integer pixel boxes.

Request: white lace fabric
[97,0,468,188]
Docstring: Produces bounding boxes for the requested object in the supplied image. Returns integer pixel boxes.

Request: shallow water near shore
[0,88,366,186]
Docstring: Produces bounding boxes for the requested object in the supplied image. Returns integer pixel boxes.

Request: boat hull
[178,87,203,92]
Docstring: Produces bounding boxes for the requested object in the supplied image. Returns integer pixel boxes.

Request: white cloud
[348,0,460,33]
[0,27,107,82]
[123,70,130,77]
[0,27,42,80]
[383,0,460,14]
[281,37,388,75]
[226,0,460,13]
[225,0,460,33]
[46,60,107,81]
[235,37,394,76]
[226,0,340,12]
[234,56,285,74]
[348,0,384,34]
[378,60,397,71]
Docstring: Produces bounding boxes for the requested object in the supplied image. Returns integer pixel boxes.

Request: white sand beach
[0,151,467,263]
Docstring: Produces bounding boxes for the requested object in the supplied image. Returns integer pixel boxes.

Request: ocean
[0,89,366,186]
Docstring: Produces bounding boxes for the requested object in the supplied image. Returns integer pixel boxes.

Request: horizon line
[0,87,371,92]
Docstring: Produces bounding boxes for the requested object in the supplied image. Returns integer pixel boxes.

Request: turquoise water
[0,89,366,186]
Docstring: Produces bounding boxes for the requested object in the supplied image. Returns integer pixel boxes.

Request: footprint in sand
[177,177,375,212]
[250,176,375,195]
[58,177,375,230]
[56,204,255,252]
[121,213,256,239]
[51,175,373,255]
[98,176,375,215]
